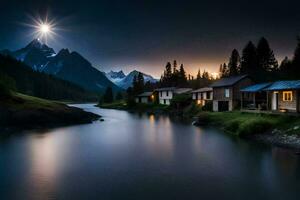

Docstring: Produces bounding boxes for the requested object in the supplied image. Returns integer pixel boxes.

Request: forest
[219,37,300,82]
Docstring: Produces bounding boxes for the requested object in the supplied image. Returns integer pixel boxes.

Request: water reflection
[0,104,300,200]
[27,133,57,200]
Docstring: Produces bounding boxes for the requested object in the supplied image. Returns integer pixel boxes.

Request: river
[0,104,300,200]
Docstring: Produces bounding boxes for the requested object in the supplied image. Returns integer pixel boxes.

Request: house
[191,87,213,106]
[240,83,272,110]
[135,92,154,104]
[263,81,300,113]
[155,87,192,105]
[211,75,253,111]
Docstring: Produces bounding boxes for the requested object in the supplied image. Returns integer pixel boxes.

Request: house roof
[154,87,176,92]
[263,80,300,91]
[191,87,213,93]
[136,92,153,97]
[174,88,192,94]
[210,75,249,88]
[240,83,272,93]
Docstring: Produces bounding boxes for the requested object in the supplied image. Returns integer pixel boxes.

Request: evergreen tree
[240,41,259,79]
[227,49,240,76]
[257,37,278,73]
[102,86,113,103]
[291,36,300,79]
[196,69,201,80]
[132,72,144,94]
[115,92,123,100]
[178,64,187,86]
[279,56,293,79]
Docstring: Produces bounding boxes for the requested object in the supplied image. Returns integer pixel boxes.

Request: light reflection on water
[0,104,300,200]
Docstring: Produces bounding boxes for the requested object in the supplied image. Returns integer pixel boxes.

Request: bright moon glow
[22,14,59,44]
[40,24,50,33]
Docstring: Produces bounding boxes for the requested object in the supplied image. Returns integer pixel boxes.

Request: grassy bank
[195,111,300,137]
[98,101,170,113]
[0,93,100,131]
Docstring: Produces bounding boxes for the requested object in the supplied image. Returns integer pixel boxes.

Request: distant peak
[57,48,70,57]
[25,38,42,49]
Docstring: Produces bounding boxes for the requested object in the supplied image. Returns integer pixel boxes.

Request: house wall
[212,77,253,111]
[192,91,213,100]
[158,90,173,105]
[159,99,171,105]
[232,78,253,100]
[277,90,298,112]
[135,97,150,104]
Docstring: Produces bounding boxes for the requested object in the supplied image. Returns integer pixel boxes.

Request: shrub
[224,119,242,134]
[237,118,273,137]
[202,101,213,111]
[170,93,192,109]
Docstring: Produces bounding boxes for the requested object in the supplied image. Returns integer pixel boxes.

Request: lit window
[225,89,230,98]
[283,91,293,101]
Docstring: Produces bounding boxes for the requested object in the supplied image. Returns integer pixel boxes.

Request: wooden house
[211,75,253,111]
[191,87,213,106]
[135,92,154,104]
[155,87,192,105]
[263,81,300,113]
[240,83,272,110]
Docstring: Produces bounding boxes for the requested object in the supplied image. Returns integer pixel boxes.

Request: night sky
[1,0,300,78]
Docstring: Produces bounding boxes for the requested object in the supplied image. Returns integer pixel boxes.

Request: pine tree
[279,56,293,79]
[115,92,123,100]
[178,64,187,86]
[228,49,240,76]
[257,37,278,73]
[102,86,113,103]
[292,36,300,79]
[240,41,258,79]
[196,68,201,80]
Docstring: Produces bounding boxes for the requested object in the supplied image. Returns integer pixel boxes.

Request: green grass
[99,100,128,110]
[1,92,66,111]
[99,101,169,113]
[196,111,300,136]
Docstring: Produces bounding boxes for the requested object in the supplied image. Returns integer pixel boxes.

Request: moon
[40,24,50,34]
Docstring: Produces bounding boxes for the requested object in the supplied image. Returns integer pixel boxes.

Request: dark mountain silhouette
[1,39,121,93]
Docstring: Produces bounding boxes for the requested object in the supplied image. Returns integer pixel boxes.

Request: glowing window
[283,91,293,101]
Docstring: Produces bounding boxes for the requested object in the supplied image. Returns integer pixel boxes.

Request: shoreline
[98,102,300,152]
[0,94,101,134]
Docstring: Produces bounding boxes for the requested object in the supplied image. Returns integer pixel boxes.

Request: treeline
[0,55,98,101]
[160,60,214,89]
[219,37,300,82]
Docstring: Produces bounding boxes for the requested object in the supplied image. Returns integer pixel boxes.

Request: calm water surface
[1,104,300,200]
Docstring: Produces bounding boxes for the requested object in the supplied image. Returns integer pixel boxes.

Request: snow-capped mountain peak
[105,70,158,89]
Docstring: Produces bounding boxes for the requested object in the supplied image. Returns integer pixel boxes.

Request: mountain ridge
[1,39,121,93]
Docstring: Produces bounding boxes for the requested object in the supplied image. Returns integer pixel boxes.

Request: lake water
[0,104,300,200]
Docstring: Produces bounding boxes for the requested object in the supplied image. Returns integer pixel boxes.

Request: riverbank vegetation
[195,112,299,136]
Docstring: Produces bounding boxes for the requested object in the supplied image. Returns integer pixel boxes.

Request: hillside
[0,93,100,131]
[0,55,98,101]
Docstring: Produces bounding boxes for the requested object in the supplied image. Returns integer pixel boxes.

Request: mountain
[106,70,126,81]
[1,39,121,93]
[105,70,158,89]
